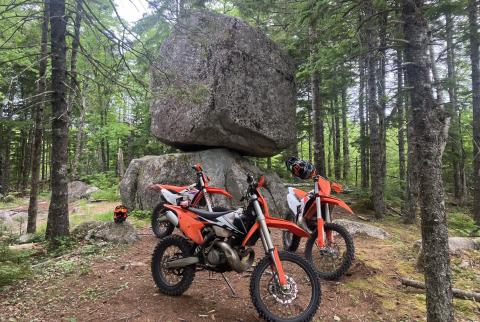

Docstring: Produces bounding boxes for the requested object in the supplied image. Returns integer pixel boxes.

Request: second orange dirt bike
[151,174,321,322]
[148,164,233,238]
[282,157,355,280]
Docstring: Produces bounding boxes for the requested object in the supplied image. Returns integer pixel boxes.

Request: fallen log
[400,278,480,301]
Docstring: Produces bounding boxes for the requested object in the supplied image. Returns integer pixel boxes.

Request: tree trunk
[378,10,387,193]
[402,1,453,320]
[0,88,15,195]
[470,0,480,225]
[46,0,70,241]
[397,49,406,183]
[333,98,341,180]
[366,2,385,217]
[359,56,369,189]
[71,89,87,180]
[341,83,350,183]
[28,0,49,234]
[67,0,82,111]
[310,26,326,176]
[445,12,466,205]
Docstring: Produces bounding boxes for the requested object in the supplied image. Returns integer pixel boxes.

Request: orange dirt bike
[282,157,355,280]
[151,174,321,322]
[148,164,233,238]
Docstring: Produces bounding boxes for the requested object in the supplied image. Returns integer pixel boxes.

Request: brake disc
[267,275,298,304]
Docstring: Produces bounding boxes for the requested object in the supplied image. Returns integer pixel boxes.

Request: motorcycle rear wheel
[282,211,301,252]
[151,235,196,296]
[151,202,175,238]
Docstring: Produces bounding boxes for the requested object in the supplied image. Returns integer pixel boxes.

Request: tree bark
[378,10,387,191]
[445,12,466,205]
[341,83,350,183]
[310,26,326,176]
[469,0,480,225]
[402,1,453,320]
[333,97,341,180]
[71,89,87,180]
[0,88,15,195]
[396,49,406,183]
[366,2,385,217]
[28,0,49,234]
[46,0,70,241]
[359,56,369,189]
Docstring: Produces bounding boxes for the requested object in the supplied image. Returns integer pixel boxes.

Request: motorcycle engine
[206,247,227,266]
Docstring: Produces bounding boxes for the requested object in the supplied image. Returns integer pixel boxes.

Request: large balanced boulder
[150,11,296,157]
[120,149,288,215]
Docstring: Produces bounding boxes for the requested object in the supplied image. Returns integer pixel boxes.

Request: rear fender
[205,187,233,199]
[242,217,309,247]
[164,204,205,245]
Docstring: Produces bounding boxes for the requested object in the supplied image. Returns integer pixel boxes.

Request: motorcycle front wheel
[250,251,321,322]
[304,222,355,280]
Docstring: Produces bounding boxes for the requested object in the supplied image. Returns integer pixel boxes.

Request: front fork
[198,176,213,212]
[252,198,288,287]
[315,194,333,248]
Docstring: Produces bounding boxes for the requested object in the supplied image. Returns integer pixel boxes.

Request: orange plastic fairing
[318,195,354,214]
[205,187,233,199]
[331,182,343,193]
[317,177,331,195]
[150,184,189,193]
[292,188,308,200]
[242,217,309,246]
[164,204,205,245]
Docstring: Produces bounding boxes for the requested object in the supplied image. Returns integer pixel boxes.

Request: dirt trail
[1,224,430,322]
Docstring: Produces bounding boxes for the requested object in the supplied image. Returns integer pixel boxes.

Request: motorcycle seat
[188,208,232,220]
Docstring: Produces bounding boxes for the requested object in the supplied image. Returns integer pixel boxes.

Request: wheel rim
[159,245,185,286]
[156,215,170,233]
[257,258,314,319]
[155,213,171,234]
[311,230,346,273]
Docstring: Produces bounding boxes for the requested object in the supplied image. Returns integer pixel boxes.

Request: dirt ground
[1,216,479,322]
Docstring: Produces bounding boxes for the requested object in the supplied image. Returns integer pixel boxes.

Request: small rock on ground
[333,219,390,240]
[72,221,138,244]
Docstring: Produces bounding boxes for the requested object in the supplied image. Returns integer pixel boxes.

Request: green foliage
[80,172,118,190]
[129,209,151,220]
[448,212,480,237]
[90,188,120,202]
[0,243,31,287]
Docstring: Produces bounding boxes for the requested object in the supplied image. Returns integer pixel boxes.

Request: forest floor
[0,199,479,322]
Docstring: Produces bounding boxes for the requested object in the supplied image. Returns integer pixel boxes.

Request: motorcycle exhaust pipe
[164,210,179,227]
[164,257,199,268]
[215,241,254,273]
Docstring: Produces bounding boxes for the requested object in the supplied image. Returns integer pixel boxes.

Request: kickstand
[221,273,238,297]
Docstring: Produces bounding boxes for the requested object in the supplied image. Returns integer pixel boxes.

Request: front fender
[319,195,354,214]
[242,217,309,247]
[205,187,233,199]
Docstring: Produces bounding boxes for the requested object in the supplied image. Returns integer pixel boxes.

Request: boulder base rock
[150,11,296,157]
[414,237,480,254]
[119,149,288,215]
[333,219,390,240]
[72,221,138,244]
[68,181,100,201]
